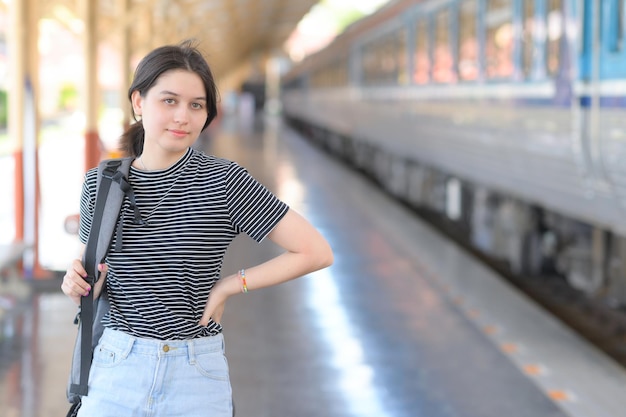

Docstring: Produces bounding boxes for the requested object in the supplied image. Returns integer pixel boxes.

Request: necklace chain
[139,156,147,170]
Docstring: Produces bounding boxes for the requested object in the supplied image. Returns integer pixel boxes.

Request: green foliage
[58,83,78,111]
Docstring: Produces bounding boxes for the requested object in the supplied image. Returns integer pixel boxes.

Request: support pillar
[119,0,132,134]
[9,0,45,278]
[9,0,26,245]
[83,0,101,171]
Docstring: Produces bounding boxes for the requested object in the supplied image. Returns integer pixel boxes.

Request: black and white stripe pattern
[79,148,288,340]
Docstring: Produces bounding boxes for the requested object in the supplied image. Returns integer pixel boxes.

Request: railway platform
[1,112,625,417]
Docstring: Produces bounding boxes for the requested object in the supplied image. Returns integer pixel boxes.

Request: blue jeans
[78,328,233,417]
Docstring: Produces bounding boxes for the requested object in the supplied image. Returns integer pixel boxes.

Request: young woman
[61,40,333,416]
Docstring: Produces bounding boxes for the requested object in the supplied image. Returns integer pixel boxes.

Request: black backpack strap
[70,157,134,397]
[111,168,146,251]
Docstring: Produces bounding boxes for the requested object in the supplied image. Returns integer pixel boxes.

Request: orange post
[32,147,48,279]
[13,150,24,243]
[85,130,101,171]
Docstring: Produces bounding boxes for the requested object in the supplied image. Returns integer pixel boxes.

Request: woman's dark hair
[119,39,219,157]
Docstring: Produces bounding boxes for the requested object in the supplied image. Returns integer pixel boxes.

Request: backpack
[66,157,138,417]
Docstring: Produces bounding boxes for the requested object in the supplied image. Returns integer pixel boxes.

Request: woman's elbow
[313,240,334,270]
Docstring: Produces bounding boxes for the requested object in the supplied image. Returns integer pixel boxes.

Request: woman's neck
[137,148,189,171]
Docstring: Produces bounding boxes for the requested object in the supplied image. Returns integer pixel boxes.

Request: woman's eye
[164,98,175,104]
[191,103,204,110]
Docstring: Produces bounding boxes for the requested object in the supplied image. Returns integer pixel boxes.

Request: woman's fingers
[61,272,90,296]
[198,274,239,326]
[60,258,92,305]
[71,258,87,278]
[211,304,225,324]
[198,298,225,327]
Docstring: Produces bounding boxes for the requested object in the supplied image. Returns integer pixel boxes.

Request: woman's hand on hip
[198,273,240,327]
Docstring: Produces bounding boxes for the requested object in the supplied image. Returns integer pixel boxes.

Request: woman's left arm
[248,208,334,287]
[199,209,333,325]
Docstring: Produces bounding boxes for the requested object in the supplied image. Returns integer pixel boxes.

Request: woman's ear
[130,90,143,116]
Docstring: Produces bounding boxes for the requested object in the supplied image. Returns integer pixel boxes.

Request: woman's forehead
[153,70,205,95]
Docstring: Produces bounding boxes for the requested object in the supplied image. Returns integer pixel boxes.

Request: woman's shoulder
[85,165,99,177]
[190,148,240,171]
[83,166,99,187]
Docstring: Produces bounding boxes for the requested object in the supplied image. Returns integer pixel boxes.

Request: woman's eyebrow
[159,90,206,101]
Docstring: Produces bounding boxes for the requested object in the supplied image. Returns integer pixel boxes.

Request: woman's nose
[174,106,189,124]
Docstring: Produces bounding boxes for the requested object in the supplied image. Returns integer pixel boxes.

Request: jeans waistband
[99,327,224,360]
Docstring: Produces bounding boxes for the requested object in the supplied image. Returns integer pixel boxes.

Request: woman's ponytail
[119,121,145,157]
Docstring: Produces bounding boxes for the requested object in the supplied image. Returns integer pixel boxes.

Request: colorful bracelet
[239,269,248,293]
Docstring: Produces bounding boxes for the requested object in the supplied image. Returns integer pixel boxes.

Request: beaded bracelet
[239,269,248,293]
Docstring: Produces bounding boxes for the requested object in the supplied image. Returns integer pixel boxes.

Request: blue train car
[281,0,626,305]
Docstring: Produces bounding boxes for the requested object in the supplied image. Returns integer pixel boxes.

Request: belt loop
[120,331,135,359]
[187,340,196,365]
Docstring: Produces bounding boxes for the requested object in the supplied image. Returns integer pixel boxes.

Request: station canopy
[39,0,320,79]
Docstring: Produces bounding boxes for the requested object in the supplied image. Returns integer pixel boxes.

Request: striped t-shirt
[78,147,289,340]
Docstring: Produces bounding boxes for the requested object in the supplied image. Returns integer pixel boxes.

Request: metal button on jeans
[163,344,170,352]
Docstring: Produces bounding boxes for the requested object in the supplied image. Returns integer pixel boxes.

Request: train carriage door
[598,0,626,78]
[577,0,626,80]
[600,0,626,213]
[577,0,597,185]
[576,0,626,302]
[577,1,614,183]
[578,0,593,82]
[577,0,626,206]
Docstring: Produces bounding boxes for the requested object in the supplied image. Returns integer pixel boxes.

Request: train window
[311,57,348,88]
[362,29,407,86]
[433,8,455,83]
[413,19,430,84]
[363,38,386,85]
[458,0,479,81]
[397,28,409,85]
[546,0,563,76]
[362,40,377,84]
[337,58,348,86]
[485,0,514,79]
[521,0,535,78]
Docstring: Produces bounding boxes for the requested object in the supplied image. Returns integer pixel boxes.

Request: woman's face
[131,69,208,156]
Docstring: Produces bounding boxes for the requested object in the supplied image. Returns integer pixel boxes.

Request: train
[280,0,626,306]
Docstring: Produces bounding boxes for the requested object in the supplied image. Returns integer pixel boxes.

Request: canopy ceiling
[37,0,319,80]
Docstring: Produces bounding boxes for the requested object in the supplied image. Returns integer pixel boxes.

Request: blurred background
[3,1,626,416]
